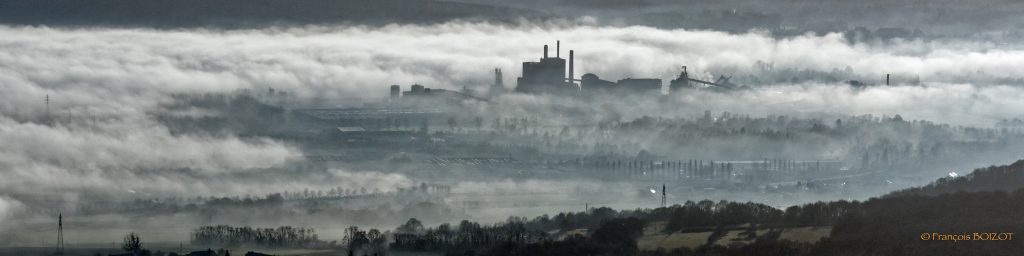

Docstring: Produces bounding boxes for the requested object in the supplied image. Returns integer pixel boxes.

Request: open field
[638,222,832,251]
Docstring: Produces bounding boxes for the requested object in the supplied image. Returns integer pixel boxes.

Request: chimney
[543,45,548,58]
[569,50,574,83]
[390,85,401,100]
[556,40,560,58]
[494,68,503,87]
[886,73,890,86]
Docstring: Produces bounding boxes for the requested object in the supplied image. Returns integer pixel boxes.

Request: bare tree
[122,232,143,254]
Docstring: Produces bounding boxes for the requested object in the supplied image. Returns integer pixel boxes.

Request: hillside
[887,159,1024,197]
[378,159,1024,255]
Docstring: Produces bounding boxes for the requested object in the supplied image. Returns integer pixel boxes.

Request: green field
[637,222,832,251]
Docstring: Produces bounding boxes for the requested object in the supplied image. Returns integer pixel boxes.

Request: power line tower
[57,213,64,255]
[45,94,51,124]
[661,184,667,208]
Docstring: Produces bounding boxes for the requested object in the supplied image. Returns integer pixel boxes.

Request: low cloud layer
[3,23,1024,105]
[2,22,1024,228]
[0,116,300,195]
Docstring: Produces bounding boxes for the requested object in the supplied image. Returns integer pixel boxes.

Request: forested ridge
[887,159,1024,197]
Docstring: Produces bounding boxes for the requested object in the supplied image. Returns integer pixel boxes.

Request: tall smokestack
[886,74,890,86]
[556,40,560,58]
[494,68,503,87]
[569,50,574,84]
[543,45,548,58]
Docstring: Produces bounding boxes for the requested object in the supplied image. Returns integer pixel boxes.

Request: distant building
[504,42,741,96]
[580,74,665,95]
[405,84,429,97]
[669,66,693,93]
[389,85,401,100]
[400,84,446,103]
[617,78,662,93]
[382,83,492,108]
[490,68,506,97]
[401,84,458,103]
[401,84,458,99]
[580,73,616,92]
[516,41,577,95]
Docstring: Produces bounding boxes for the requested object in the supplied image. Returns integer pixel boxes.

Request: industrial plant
[5,0,1024,254]
[387,41,744,101]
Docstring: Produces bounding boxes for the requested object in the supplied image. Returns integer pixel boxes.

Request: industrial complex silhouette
[386,41,743,101]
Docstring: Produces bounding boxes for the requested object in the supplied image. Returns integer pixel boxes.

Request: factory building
[617,78,663,93]
[579,74,664,95]
[386,84,491,107]
[514,41,673,96]
[669,66,694,92]
[405,84,431,96]
[516,41,578,95]
[389,85,401,101]
[580,76,663,95]
[398,84,458,105]
[384,43,738,101]
[580,73,616,91]
[383,84,447,105]
[490,68,506,97]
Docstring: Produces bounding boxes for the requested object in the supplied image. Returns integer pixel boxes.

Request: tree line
[391,217,547,253]
[191,225,325,248]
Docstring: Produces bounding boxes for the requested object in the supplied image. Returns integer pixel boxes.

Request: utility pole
[661,184,667,208]
[45,94,51,124]
[57,213,64,255]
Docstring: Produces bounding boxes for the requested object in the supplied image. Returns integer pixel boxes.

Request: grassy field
[637,222,832,251]
[778,226,832,243]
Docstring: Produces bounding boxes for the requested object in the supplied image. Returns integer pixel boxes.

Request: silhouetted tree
[121,232,147,255]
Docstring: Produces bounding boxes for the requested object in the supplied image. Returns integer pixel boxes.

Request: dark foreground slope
[382,160,1024,256]
[0,0,540,28]
[805,159,1024,255]
[811,190,1024,256]
[887,159,1024,197]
